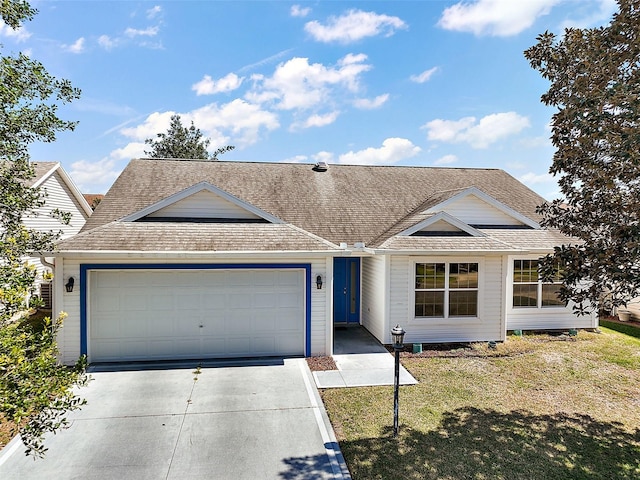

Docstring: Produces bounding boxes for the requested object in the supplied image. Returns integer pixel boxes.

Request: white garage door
[89,268,305,362]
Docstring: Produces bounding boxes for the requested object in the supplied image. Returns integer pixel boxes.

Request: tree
[524,0,640,315]
[1,0,87,457]
[144,114,234,160]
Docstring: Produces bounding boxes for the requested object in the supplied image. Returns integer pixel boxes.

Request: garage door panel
[176,294,200,310]
[278,292,302,308]
[278,270,301,285]
[256,314,277,332]
[89,268,305,362]
[121,318,147,337]
[122,292,148,311]
[254,293,276,308]
[203,293,226,309]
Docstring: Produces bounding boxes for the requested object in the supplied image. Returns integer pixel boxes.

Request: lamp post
[391,324,406,438]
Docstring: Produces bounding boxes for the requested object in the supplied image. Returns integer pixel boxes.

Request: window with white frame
[512,259,563,308]
[415,262,478,318]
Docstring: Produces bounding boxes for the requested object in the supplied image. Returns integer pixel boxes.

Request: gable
[424,187,539,228]
[414,218,471,234]
[122,182,283,223]
[146,189,263,220]
[399,212,484,237]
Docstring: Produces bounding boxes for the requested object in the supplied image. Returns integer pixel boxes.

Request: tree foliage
[524,0,640,314]
[144,114,234,160]
[0,0,87,457]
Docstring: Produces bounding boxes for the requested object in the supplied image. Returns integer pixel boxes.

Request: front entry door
[333,258,360,324]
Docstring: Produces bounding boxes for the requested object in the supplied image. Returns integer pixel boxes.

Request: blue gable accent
[79,263,313,359]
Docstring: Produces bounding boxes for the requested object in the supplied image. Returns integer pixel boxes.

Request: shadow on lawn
[338,407,640,480]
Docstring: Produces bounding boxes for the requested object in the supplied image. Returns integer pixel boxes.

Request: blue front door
[333,257,360,324]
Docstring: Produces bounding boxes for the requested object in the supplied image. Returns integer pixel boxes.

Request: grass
[321,327,640,480]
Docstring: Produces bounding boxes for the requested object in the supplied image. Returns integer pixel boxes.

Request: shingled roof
[79,159,548,250]
[29,162,58,186]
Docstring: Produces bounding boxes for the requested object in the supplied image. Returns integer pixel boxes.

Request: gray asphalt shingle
[77,159,550,251]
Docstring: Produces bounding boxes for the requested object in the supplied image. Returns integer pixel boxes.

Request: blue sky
[2,0,618,197]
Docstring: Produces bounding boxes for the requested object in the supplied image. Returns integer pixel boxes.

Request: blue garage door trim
[80,263,312,358]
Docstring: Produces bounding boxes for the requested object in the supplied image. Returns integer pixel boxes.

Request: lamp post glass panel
[391,324,405,437]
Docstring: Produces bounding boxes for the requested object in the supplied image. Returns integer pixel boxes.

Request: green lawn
[321,328,640,480]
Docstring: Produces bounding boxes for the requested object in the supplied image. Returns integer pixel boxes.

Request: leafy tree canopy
[144,114,234,160]
[1,0,86,457]
[525,0,640,314]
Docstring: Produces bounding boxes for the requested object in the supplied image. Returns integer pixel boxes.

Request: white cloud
[121,101,279,150]
[438,0,559,37]
[64,37,85,54]
[98,34,118,50]
[147,5,162,20]
[410,67,439,84]
[0,23,31,42]
[125,26,159,37]
[313,151,335,163]
[192,73,244,95]
[69,157,123,192]
[423,112,530,148]
[338,138,421,165]
[423,117,476,143]
[354,93,389,110]
[434,154,458,165]
[519,172,555,185]
[291,5,311,18]
[305,9,407,44]
[294,111,340,130]
[246,54,371,110]
[110,141,147,160]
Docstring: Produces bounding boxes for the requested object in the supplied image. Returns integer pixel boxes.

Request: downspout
[39,255,55,270]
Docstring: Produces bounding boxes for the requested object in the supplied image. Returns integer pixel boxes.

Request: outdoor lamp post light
[391,324,406,438]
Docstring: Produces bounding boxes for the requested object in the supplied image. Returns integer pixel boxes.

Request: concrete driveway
[0,358,349,480]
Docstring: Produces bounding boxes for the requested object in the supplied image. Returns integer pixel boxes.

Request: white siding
[388,256,411,344]
[23,171,88,293]
[148,190,261,219]
[441,195,522,226]
[391,255,503,344]
[23,171,88,239]
[57,256,329,365]
[505,255,597,331]
[361,256,387,341]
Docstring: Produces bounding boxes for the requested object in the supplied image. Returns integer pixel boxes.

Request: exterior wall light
[65,277,75,293]
[316,275,323,289]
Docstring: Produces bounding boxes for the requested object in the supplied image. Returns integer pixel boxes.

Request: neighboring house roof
[30,162,93,218]
[83,193,104,206]
[74,159,554,253]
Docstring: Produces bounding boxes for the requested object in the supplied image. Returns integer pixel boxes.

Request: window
[415,262,478,318]
[512,259,563,308]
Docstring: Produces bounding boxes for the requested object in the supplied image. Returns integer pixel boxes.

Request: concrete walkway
[0,358,350,480]
[313,327,418,388]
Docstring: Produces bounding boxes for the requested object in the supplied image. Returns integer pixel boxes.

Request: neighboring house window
[512,259,563,308]
[415,262,478,318]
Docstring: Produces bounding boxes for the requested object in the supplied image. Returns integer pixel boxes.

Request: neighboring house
[24,162,93,306]
[83,193,104,211]
[51,159,597,365]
